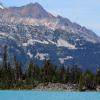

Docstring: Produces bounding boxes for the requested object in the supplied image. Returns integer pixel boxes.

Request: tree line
[0,46,100,90]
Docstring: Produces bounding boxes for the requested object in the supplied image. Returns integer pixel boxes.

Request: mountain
[0,2,100,71]
[0,2,54,19]
[0,3,99,43]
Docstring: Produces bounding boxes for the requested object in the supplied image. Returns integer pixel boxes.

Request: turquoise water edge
[0,91,100,100]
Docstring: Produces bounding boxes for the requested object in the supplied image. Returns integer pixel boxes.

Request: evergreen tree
[79,74,84,91]
[14,56,22,81]
[14,56,23,88]
[96,68,100,84]
[69,66,76,83]
[0,45,9,88]
[41,59,55,83]
[69,65,82,84]
[58,66,67,83]
[6,63,14,88]
[2,45,8,70]
[65,66,71,83]
[26,61,39,87]
[0,45,99,90]
[84,70,96,90]
[27,61,34,80]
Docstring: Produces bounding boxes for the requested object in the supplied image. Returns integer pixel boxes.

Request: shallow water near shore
[0,90,100,100]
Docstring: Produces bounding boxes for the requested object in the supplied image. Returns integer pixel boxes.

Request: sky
[1,0,100,36]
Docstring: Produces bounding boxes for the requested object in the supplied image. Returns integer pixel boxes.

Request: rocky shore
[34,83,100,91]
[34,83,78,91]
[96,85,100,91]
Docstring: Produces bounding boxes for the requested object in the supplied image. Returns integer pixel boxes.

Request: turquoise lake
[0,91,100,100]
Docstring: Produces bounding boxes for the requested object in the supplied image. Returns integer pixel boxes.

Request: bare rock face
[0,2,54,19]
[0,2,99,43]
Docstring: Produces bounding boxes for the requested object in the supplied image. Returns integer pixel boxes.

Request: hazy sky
[1,0,100,36]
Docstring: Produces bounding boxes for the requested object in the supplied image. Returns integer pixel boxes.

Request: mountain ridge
[0,2,99,43]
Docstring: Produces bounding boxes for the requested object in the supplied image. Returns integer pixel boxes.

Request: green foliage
[0,46,99,90]
[2,45,8,69]
[96,68,100,84]
[40,60,56,83]
[84,70,96,90]
[14,56,22,81]
[26,61,40,87]
[79,74,84,91]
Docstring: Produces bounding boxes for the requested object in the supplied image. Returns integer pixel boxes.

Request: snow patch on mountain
[27,50,33,58]
[59,56,73,64]
[0,32,15,40]
[22,38,77,50]
[34,40,49,44]
[0,32,7,37]
[22,39,49,47]
[48,39,56,45]
[22,39,34,46]
[35,53,49,60]
[0,5,4,9]
[0,2,5,9]
[57,39,76,49]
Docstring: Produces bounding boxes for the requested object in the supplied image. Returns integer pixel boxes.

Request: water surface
[0,91,100,100]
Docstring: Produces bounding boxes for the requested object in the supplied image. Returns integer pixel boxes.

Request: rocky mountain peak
[0,2,54,19]
[0,2,99,43]
[25,2,43,9]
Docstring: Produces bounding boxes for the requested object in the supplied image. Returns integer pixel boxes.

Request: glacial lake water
[0,91,100,100]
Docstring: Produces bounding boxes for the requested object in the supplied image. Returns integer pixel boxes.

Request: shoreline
[34,83,78,91]
[0,89,99,92]
[0,83,99,92]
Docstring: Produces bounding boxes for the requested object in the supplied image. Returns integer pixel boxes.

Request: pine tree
[1,45,9,88]
[79,74,84,91]
[14,56,22,81]
[2,45,8,70]
[26,61,38,87]
[41,59,55,83]
[58,66,67,83]
[6,63,14,88]
[96,68,100,84]
[84,70,96,90]
[65,66,70,83]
